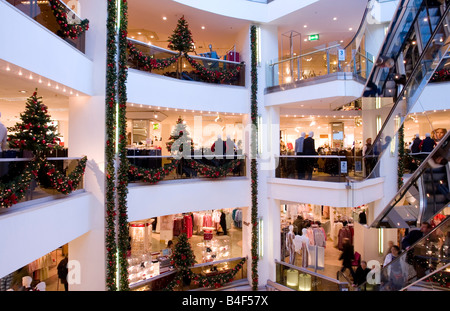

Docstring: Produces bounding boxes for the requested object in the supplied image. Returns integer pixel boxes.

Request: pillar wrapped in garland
[250,25,259,290]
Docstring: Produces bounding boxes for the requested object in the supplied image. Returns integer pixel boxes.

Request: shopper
[338,238,356,280]
[295,132,306,179]
[293,215,305,235]
[383,240,394,262]
[419,133,436,152]
[410,134,422,154]
[433,128,447,143]
[353,260,371,286]
[57,256,69,291]
[401,222,432,250]
[303,131,317,180]
[383,245,400,266]
[363,138,374,176]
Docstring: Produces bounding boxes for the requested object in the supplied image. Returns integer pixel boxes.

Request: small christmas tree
[171,233,196,272]
[167,16,195,54]
[8,90,61,157]
[166,116,193,157]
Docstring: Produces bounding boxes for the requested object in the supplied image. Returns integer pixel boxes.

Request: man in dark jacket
[57,256,69,291]
[293,215,304,235]
[419,133,436,152]
[353,260,371,286]
[410,134,422,154]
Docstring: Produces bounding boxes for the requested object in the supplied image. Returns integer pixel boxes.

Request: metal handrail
[400,262,450,291]
[269,44,341,67]
[275,259,349,286]
[189,256,247,269]
[127,38,243,65]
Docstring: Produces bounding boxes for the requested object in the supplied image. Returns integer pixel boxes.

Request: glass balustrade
[129,256,247,291]
[0,156,85,210]
[127,150,246,183]
[127,39,245,86]
[372,131,450,228]
[274,260,351,291]
[275,155,365,182]
[363,5,450,181]
[359,215,450,291]
[5,0,86,53]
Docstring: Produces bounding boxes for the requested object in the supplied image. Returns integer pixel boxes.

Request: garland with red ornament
[184,54,242,83]
[0,161,38,208]
[127,41,181,70]
[187,158,242,178]
[430,67,450,83]
[48,0,89,40]
[38,156,87,194]
[128,160,179,184]
[162,233,246,291]
[250,25,259,291]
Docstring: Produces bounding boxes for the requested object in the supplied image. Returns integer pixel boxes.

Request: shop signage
[153,123,160,130]
[338,49,346,61]
[308,34,319,41]
[340,160,348,174]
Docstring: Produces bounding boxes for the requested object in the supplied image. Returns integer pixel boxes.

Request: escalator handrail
[363,3,450,170]
[400,262,450,291]
[369,130,450,227]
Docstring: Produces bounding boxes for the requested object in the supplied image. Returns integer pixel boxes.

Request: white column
[67,0,107,291]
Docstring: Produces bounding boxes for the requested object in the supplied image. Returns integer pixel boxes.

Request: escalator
[372,130,450,228]
[359,214,450,291]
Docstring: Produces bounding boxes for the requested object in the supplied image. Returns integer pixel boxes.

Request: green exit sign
[308,34,319,41]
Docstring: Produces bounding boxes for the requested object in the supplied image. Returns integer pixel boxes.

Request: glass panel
[359,215,450,291]
[275,261,351,291]
[127,153,247,183]
[0,156,85,209]
[127,39,245,86]
[275,155,364,182]
[5,0,86,53]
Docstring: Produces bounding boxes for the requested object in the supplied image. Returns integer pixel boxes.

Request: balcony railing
[129,256,247,291]
[127,38,245,86]
[274,260,351,291]
[5,0,86,53]
[127,152,247,184]
[0,156,85,210]
[275,155,365,182]
[266,44,373,89]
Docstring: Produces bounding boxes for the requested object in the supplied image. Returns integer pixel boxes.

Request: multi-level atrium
[0,0,449,295]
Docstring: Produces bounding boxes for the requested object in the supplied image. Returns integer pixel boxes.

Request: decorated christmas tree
[167,16,195,54]
[166,116,193,157]
[8,90,61,157]
[171,233,196,272]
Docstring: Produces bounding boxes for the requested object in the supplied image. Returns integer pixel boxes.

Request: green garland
[250,25,259,291]
[398,124,405,190]
[117,0,130,291]
[162,233,247,291]
[0,161,38,208]
[105,0,118,292]
[187,158,242,178]
[48,0,89,40]
[39,156,87,194]
[127,41,181,70]
[184,54,242,83]
[129,161,179,184]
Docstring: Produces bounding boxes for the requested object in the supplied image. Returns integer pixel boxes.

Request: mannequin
[21,276,32,291]
[294,228,310,268]
[286,225,296,264]
[295,132,306,179]
[34,281,46,291]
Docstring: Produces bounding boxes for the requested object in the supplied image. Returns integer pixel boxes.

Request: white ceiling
[128,0,368,55]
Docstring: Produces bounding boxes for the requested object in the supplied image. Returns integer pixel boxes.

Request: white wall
[0,193,93,278]
[0,1,94,96]
[127,179,250,221]
[264,78,365,108]
[127,69,249,114]
[267,177,385,208]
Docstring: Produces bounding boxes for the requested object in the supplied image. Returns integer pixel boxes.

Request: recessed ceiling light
[150,35,154,38]
[162,16,167,20]
[333,17,337,20]
[131,36,135,39]
[304,38,307,41]
[349,27,353,31]
[19,90,26,93]
[340,40,344,43]
[18,71,23,76]
[6,66,10,71]
[201,26,205,30]
[137,32,141,35]
[304,25,307,28]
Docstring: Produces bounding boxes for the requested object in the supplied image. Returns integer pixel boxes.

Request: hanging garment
[338,227,353,251]
[183,215,193,238]
[306,227,315,245]
[312,227,326,248]
[173,218,183,236]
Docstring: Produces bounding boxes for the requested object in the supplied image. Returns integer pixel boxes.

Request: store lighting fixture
[18,70,23,76]
[56,85,59,90]
[19,90,26,93]
[137,32,141,35]
[154,114,158,118]
[201,26,205,30]
[303,25,307,28]
[38,78,42,83]
[48,82,51,86]
[162,16,167,20]
[333,17,337,20]
[63,88,66,92]
[349,28,353,31]
[28,74,33,80]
